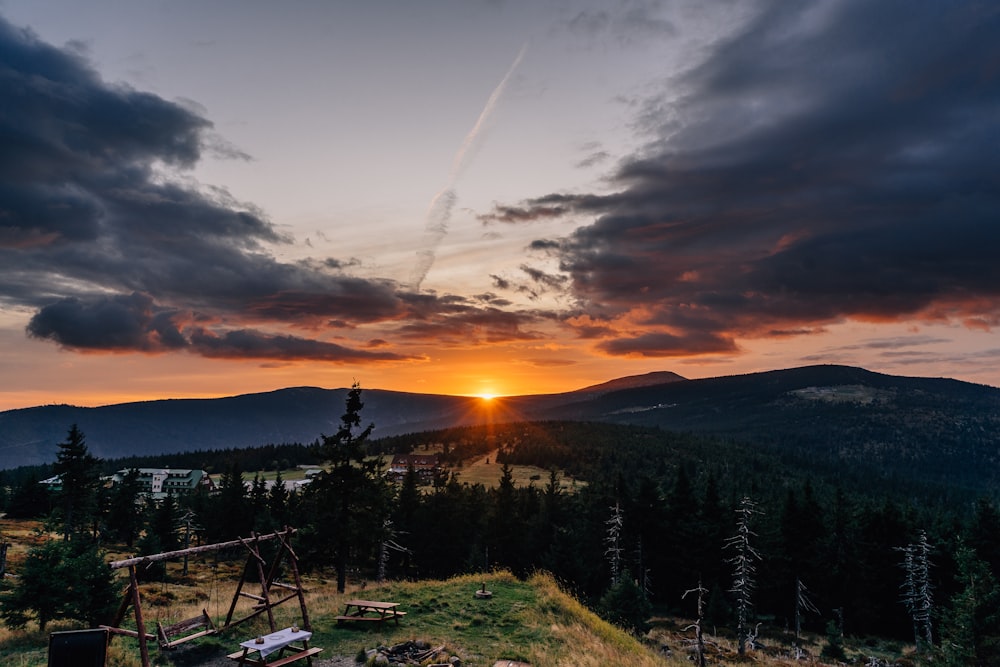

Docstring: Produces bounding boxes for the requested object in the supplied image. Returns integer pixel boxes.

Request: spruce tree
[105,468,142,547]
[937,545,1000,666]
[304,382,391,592]
[53,424,100,541]
[0,539,70,631]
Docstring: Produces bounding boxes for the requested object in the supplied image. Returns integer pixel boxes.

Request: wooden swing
[104,527,310,667]
[156,607,216,649]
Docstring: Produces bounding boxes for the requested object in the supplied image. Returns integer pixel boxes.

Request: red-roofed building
[387,453,440,483]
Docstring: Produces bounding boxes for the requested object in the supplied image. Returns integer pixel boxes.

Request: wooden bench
[336,599,406,627]
[335,611,406,625]
[156,608,216,649]
[227,646,323,666]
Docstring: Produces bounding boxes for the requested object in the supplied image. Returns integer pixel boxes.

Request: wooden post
[277,528,312,631]
[129,566,151,667]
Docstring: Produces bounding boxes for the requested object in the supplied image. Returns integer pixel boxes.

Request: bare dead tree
[376,517,410,583]
[795,577,819,641]
[605,502,624,586]
[683,578,708,667]
[636,538,652,599]
[727,496,761,655]
[898,530,934,653]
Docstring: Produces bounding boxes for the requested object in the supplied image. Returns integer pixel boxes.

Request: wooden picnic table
[335,599,406,627]
[227,627,322,666]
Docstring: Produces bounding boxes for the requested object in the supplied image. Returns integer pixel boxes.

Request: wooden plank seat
[227,646,323,666]
[336,611,406,622]
[156,608,216,649]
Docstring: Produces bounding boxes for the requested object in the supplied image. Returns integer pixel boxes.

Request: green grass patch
[0,571,676,666]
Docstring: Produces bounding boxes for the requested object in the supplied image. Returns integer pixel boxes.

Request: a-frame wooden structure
[104,527,309,667]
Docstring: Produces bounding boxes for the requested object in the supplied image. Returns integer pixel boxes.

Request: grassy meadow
[1,563,683,667]
[0,547,914,667]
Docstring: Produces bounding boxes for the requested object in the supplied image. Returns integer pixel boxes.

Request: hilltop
[0,565,902,667]
[3,364,999,497]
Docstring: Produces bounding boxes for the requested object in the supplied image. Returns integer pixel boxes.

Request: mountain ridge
[3,365,999,494]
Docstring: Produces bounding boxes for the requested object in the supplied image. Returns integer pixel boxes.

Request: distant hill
[537,364,1000,493]
[0,387,492,470]
[573,370,687,394]
[3,365,999,495]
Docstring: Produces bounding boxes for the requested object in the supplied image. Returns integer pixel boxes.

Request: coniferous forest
[2,386,999,665]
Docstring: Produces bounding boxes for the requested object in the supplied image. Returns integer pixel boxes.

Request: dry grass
[522,573,685,667]
[443,449,583,491]
[0,519,909,667]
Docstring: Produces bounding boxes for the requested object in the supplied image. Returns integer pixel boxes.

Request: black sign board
[48,628,108,667]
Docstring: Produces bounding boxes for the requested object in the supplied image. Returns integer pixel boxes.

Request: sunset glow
[1,2,999,411]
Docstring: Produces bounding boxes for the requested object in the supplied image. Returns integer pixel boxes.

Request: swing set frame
[103,526,310,667]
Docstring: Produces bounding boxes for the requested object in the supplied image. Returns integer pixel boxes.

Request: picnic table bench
[227,627,322,666]
[335,599,406,627]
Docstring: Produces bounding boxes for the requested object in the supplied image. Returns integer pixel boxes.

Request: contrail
[409,43,528,290]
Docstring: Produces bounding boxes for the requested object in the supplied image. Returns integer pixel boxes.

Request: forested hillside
[376,420,1000,643]
[6,365,1000,492]
[4,373,1000,664]
[3,396,1000,664]
[536,365,1000,496]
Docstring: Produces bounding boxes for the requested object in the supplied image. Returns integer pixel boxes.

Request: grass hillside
[1,563,914,667]
[1,570,677,667]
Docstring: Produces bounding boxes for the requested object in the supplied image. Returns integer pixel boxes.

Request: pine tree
[0,539,70,630]
[822,615,847,661]
[267,470,291,527]
[63,541,117,628]
[488,463,519,571]
[105,468,143,547]
[210,459,250,540]
[53,424,100,541]
[304,382,391,592]
[937,544,1000,667]
[4,474,52,519]
[0,535,115,632]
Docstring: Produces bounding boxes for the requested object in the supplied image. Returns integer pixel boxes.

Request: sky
[1,0,1000,411]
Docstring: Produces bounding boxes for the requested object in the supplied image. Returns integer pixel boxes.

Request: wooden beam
[108,529,295,569]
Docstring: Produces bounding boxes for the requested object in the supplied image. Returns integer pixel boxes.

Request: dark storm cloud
[598,331,738,357]
[26,292,186,351]
[0,16,508,362]
[487,264,567,301]
[490,0,1000,357]
[25,291,419,361]
[394,301,543,345]
[479,203,569,224]
[519,265,568,290]
[187,328,414,362]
